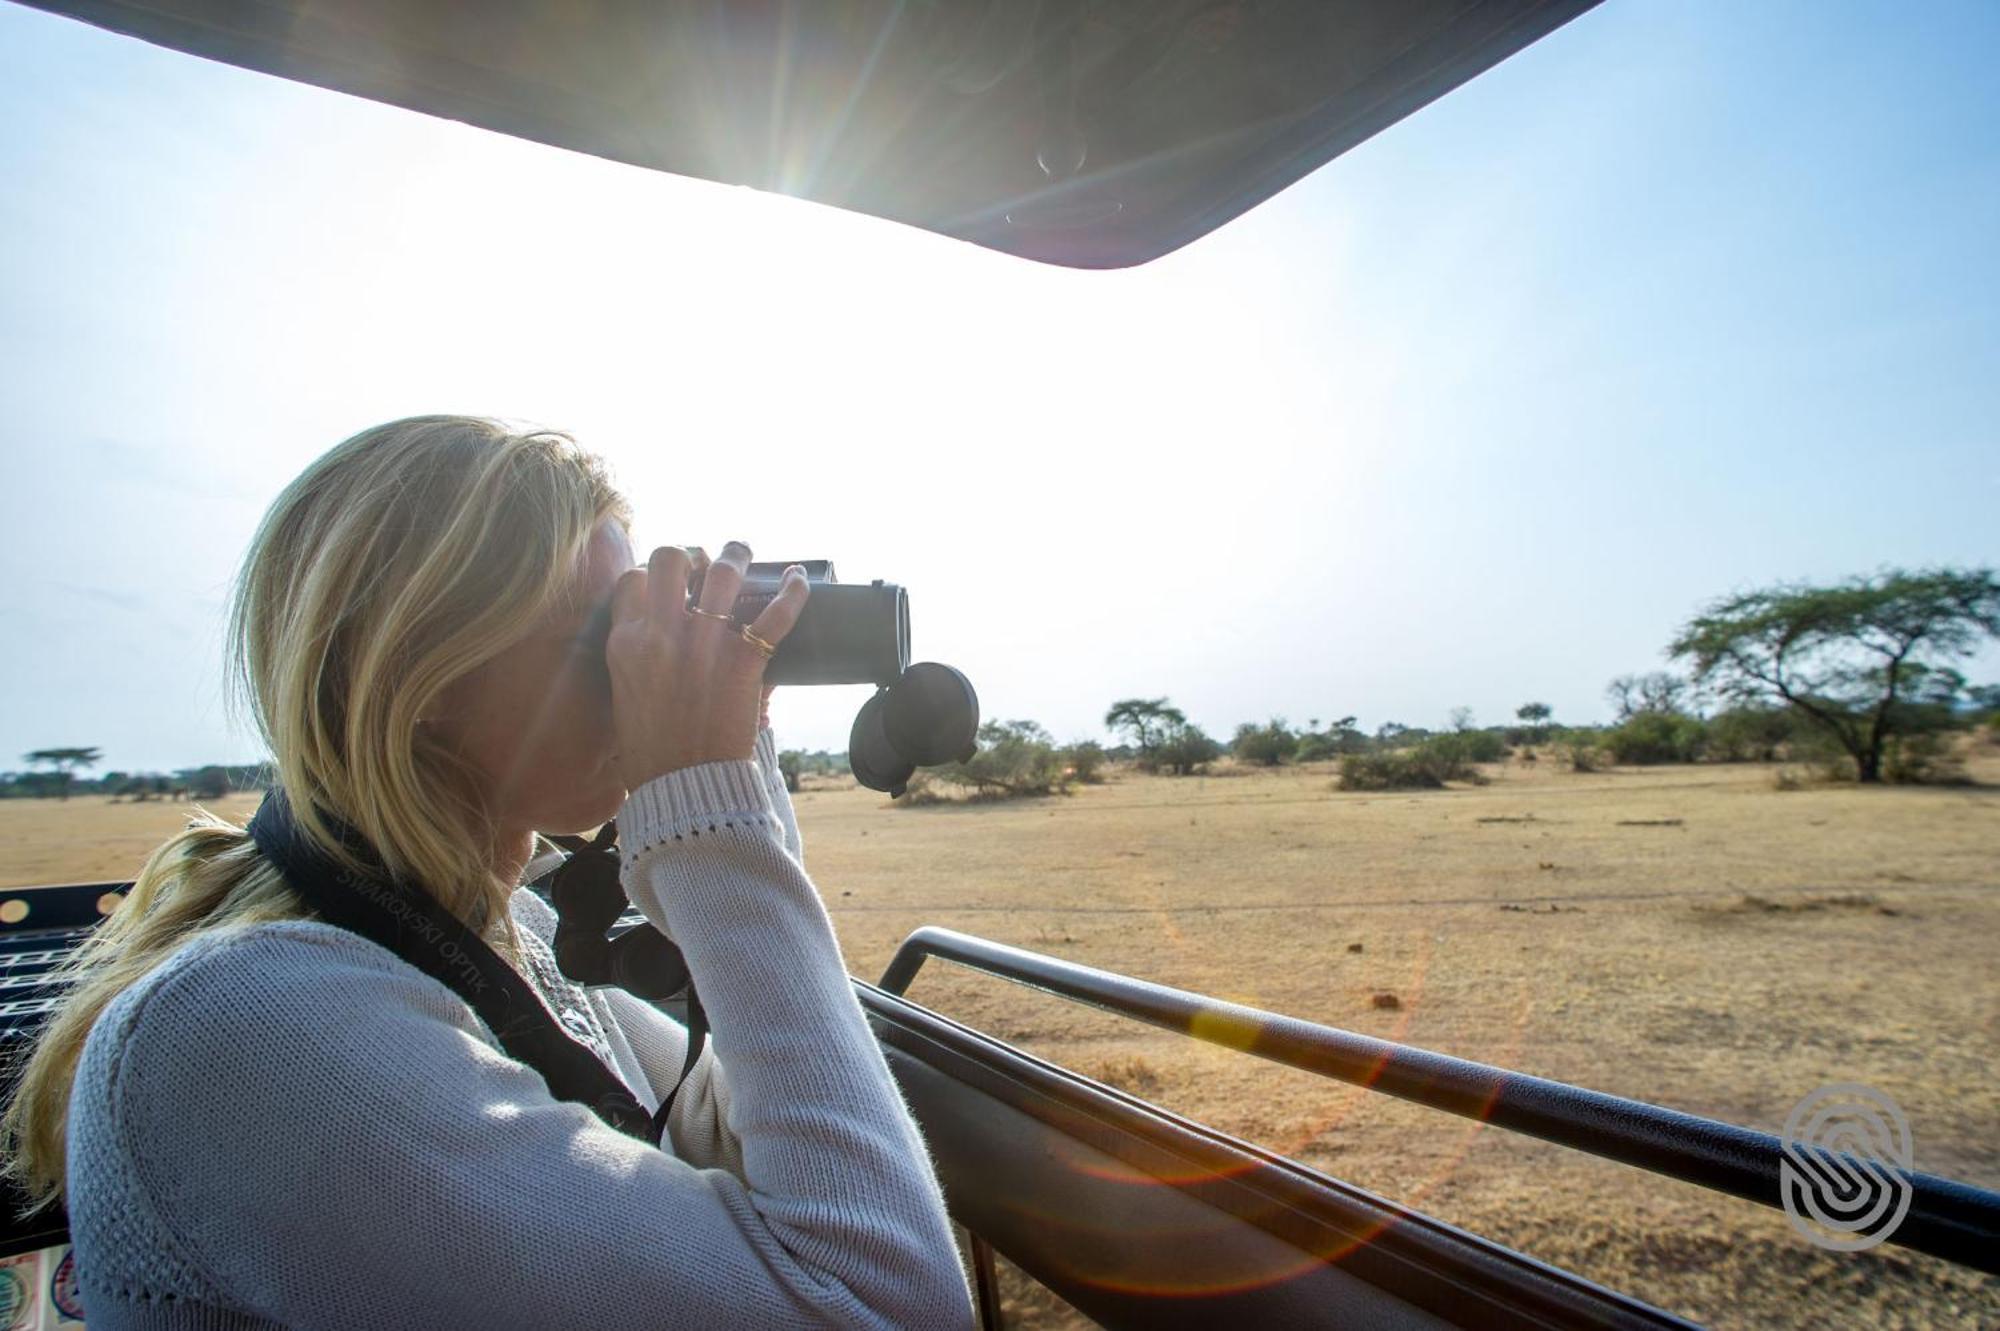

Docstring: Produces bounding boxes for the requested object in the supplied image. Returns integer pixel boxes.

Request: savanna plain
[4,747,1997,1330]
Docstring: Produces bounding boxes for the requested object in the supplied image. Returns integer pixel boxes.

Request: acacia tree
[23,747,101,800]
[1606,671,1689,720]
[1670,567,2000,783]
[1104,698,1185,757]
[1515,702,1552,742]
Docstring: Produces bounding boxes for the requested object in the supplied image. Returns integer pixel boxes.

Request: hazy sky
[2,0,1995,773]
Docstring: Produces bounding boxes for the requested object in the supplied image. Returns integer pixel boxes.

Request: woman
[0,416,973,1329]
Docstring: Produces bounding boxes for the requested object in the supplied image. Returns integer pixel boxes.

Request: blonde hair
[2,415,629,1208]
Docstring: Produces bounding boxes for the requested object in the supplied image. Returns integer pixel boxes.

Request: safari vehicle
[2,2,1997,1328]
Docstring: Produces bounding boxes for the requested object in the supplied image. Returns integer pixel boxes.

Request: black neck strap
[247,787,655,1142]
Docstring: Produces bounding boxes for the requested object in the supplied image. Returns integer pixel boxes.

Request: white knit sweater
[64,732,974,1329]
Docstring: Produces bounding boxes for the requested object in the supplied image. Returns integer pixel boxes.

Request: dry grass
[5,756,1998,1328]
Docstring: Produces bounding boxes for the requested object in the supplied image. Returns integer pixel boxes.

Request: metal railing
[881,925,2000,1276]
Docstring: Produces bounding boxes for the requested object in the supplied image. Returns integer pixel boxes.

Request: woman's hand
[685,549,778,731]
[607,542,808,789]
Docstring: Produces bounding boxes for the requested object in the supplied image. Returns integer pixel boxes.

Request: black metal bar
[880,926,2000,1276]
[0,881,129,934]
[967,1232,1004,1331]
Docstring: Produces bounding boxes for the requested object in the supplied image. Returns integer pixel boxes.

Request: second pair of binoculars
[706,561,979,797]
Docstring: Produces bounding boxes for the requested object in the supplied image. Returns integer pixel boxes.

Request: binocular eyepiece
[736,562,977,797]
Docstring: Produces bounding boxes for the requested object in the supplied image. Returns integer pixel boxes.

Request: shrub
[1783,727,1860,781]
[1293,717,1367,762]
[187,765,231,800]
[1603,712,1707,765]
[1425,734,1493,783]
[1148,722,1222,776]
[1556,729,1602,772]
[1882,730,1970,785]
[897,769,951,805]
[782,750,845,783]
[933,720,1071,798]
[1439,709,1507,763]
[1063,741,1107,784]
[1337,734,1488,790]
[1421,731,1500,776]
[1456,729,1509,763]
[1339,751,1443,791]
[1231,719,1297,766]
[1704,706,1795,762]
[1294,731,1338,762]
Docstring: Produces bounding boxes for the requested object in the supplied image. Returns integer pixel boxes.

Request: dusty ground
[4,753,1997,1329]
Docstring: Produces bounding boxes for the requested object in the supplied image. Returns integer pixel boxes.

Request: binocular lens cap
[848,691,917,797]
[846,662,981,794]
[884,662,980,766]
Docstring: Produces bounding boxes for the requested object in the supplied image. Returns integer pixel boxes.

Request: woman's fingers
[747,564,810,647]
[685,546,711,604]
[647,545,692,622]
[606,544,797,783]
[696,540,751,618]
[611,567,649,624]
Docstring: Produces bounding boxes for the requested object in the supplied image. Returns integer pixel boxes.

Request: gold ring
[739,625,778,658]
[686,604,734,624]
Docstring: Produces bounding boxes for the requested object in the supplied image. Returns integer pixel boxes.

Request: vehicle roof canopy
[23,0,1598,267]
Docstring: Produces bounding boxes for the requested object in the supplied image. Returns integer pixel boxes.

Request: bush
[1556,729,1602,772]
[1424,734,1492,783]
[1337,734,1488,790]
[780,750,853,789]
[1882,730,1970,785]
[897,769,951,805]
[1704,706,1795,762]
[1438,710,1507,763]
[1294,732,1335,762]
[1783,726,1860,782]
[932,720,1071,798]
[1422,730,1502,774]
[1293,718,1367,762]
[187,765,231,800]
[1339,751,1443,791]
[1148,722,1222,776]
[1231,719,1297,766]
[1603,712,1707,765]
[1456,729,1509,763]
[1294,731,1343,762]
[1063,741,1107,784]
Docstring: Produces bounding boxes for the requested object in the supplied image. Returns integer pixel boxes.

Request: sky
[1,0,1996,774]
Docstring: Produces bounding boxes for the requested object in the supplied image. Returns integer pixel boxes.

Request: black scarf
[247,787,669,1142]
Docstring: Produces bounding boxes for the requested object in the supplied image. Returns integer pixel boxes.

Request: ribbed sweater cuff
[616,759,779,865]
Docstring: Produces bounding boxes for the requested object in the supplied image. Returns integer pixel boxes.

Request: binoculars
[733,562,978,797]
